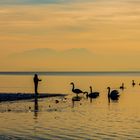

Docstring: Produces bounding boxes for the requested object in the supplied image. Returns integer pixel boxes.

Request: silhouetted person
[33,74,41,95]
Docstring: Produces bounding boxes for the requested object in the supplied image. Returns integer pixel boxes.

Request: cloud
[0,0,66,5]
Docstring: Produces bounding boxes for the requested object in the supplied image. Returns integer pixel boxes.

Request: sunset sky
[1,0,140,71]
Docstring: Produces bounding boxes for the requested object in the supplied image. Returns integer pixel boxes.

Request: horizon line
[1,70,140,72]
[1,71,140,76]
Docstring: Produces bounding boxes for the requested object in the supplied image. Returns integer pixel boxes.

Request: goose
[107,87,119,99]
[70,82,85,96]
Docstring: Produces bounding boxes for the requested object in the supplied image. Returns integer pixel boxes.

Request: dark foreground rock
[0,93,67,102]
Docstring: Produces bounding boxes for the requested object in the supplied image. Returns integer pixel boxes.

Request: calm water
[0,72,140,139]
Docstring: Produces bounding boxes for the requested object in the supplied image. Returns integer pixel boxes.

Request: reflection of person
[33,74,42,95]
[34,97,39,119]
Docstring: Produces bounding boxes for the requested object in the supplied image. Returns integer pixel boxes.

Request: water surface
[0,72,140,139]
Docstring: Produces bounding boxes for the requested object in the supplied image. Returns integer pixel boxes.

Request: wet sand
[0,93,67,102]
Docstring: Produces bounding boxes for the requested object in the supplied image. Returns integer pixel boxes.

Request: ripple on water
[1,88,140,140]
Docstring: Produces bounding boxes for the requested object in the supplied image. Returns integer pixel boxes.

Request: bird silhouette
[55,100,59,104]
[70,82,84,96]
[87,86,99,98]
[86,86,99,102]
[120,83,125,90]
[132,80,136,87]
[107,87,119,99]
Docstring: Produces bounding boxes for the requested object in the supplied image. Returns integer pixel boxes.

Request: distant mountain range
[3,47,140,71]
[10,48,93,60]
[5,48,94,70]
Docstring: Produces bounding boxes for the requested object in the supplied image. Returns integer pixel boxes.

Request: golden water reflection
[0,75,140,139]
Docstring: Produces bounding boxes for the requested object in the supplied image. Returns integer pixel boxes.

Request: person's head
[34,74,38,77]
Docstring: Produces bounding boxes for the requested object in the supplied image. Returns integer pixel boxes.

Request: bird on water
[86,86,99,98]
[120,83,125,90]
[132,80,136,87]
[86,86,100,102]
[107,87,120,99]
[70,82,86,96]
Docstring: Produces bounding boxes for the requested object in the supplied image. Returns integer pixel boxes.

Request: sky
[1,0,140,71]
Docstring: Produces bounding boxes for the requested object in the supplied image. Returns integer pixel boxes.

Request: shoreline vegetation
[0,93,67,102]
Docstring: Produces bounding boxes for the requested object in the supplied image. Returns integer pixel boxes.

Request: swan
[107,87,119,99]
[87,86,99,98]
[70,82,84,96]
[120,83,125,90]
[132,80,136,86]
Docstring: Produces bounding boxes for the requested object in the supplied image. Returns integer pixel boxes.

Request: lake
[0,72,140,139]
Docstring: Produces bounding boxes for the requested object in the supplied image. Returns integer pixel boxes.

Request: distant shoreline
[1,71,140,76]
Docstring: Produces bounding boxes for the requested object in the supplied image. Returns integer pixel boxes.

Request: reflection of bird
[72,96,82,101]
[107,87,119,99]
[70,82,84,96]
[72,96,82,108]
[87,86,99,98]
[132,80,136,86]
[120,83,125,90]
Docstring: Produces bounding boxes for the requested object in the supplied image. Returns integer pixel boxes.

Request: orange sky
[0,0,140,71]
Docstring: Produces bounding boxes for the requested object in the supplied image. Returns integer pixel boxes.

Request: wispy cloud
[0,0,69,5]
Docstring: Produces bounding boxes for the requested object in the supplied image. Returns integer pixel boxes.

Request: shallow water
[0,73,140,139]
